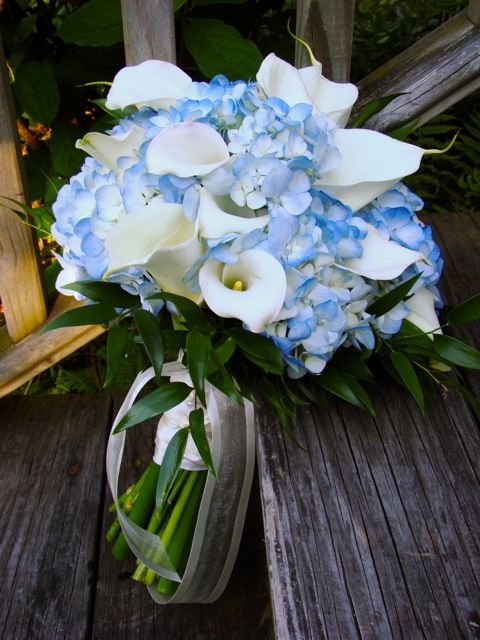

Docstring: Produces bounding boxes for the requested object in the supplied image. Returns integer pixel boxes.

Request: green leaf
[314,368,366,411]
[133,310,165,382]
[89,98,135,121]
[350,93,404,128]
[185,19,263,80]
[207,361,243,404]
[148,292,213,330]
[368,273,422,318]
[389,351,425,412]
[189,408,217,478]
[15,61,59,124]
[42,303,118,332]
[104,323,129,387]
[444,380,480,421]
[114,382,193,433]
[48,123,84,176]
[389,117,421,140]
[187,330,212,407]
[56,0,123,47]
[62,280,139,308]
[343,375,376,416]
[230,328,284,375]
[433,335,480,370]
[447,294,480,327]
[214,336,236,365]
[174,0,188,9]
[331,349,374,381]
[155,428,189,510]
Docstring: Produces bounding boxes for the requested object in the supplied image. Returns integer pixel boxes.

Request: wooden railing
[0,0,479,398]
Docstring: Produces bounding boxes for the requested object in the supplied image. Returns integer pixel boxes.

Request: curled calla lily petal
[405,287,442,338]
[198,189,270,239]
[104,199,203,300]
[76,126,144,171]
[316,128,424,212]
[343,223,424,280]
[256,53,358,125]
[146,122,230,177]
[199,249,287,332]
[106,59,192,110]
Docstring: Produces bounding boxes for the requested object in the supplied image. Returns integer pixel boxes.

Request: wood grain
[256,209,480,640]
[0,394,111,640]
[92,406,273,640]
[352,9,480,132]
[121,0,176,65]
[0,35,47,342]
[295,0,355,81]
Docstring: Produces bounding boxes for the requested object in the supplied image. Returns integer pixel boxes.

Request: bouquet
[46,49,480,603]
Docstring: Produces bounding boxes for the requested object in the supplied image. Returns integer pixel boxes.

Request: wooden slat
[0,35,47,342]
[92,409,274,639]
[295,0,355,81]
[0,394,111,639]
[352,8,480,132]
[0,296,104,398]
[256,211,480,640]
[121,0,176,65]
[469,0,480,25]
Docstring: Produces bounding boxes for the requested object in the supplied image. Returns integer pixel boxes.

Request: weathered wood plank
[0,394,111,640]
[121,0,176,65]
[256,209,480,640]
[92,410,273,639]
[0,295,104,398]
[0,35,47,342]
[295,0,355,81]
[352,9,480,132]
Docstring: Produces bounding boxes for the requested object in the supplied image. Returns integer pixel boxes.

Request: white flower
[343,223,425,280]
[76,126,144,171]
[198,189,270,239]
[106,59,192,110]
[146,122,230,177]
[104,198,203,300]
[199,249,286,332]
[257,52,358,126]
[405,288,442,338]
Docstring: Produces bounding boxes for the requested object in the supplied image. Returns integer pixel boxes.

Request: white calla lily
[405,287,442,338]
[199,249,287,332]
[343,223,424,280]
[106,59,192,110]
[256,53,358,126]
[146,122,230,177]
[76,126,144,171]
[198,189,270,239]
[104,199,203,300]
[316,128,424,212]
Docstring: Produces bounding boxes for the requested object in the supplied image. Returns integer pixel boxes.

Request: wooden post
[295,0,355,81]
[0,35,47,343]
[121,0,176,65]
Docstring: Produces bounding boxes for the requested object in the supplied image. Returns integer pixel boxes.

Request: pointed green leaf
[189,408,217,478]
[186,330,212,407]
[104,323,129,387]
[332,349,374,381]
[230,328,283,374]
[56,0,123,47]
[42,303,118,332]
[133,309,165,382]
[389,116,421,140]
[444,380,480,421]
[343,375,376,416]
[390,351,425,412]
[314,368,366,410]
[350,93,404,128]
[156,428,189,510]
[368,273,422,318]
[15,61,59,124]
[207,362,243,404]
[148,292,213,330]
[62,280,139,308]
[433,335,480,370]
[114,382,193,433]
[447,294,480,327]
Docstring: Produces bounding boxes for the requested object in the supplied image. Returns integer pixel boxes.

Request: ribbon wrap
[106,363,256,604]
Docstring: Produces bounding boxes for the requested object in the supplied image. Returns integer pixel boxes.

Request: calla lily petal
[199,249,286,332]
[104,199,203,299]
[106,59,192,110]
[343,223,424,280]
[405,288,442,338]
[316,129,424,211]
[257,53,313,108]
[298,66,358,126]
[76,126,144,171]
[146,122,230,177]
[198,189,270,239]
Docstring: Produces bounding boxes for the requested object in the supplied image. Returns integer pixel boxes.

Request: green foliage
[15,61,60,124]
[56,0,123,47]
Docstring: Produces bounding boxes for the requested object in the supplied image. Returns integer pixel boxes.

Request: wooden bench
[1,1,479,638]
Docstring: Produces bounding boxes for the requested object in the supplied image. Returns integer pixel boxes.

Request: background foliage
[1,0,478,393]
